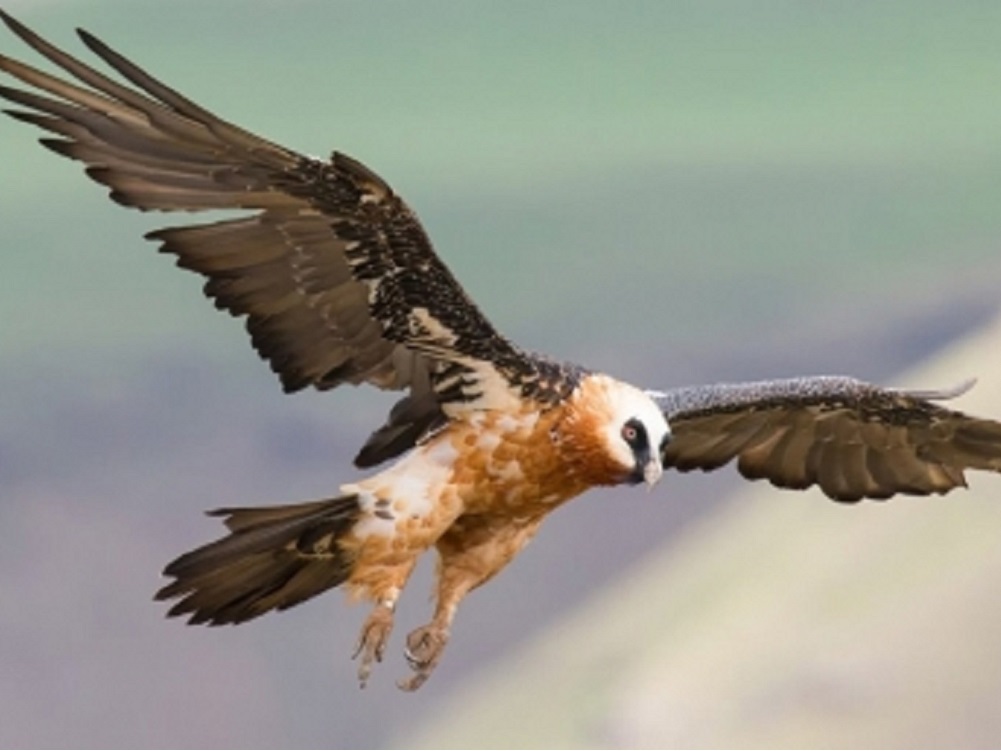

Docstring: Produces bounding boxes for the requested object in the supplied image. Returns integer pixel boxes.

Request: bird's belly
[342,408,584,551]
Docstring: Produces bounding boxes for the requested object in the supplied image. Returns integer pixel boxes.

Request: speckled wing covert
[652,376,1001,502]
[0,11,581,467]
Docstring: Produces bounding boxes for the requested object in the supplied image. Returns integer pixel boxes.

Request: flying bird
[4,12,1001,691]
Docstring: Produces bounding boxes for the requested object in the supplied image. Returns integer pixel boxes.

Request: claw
[397,671,431,692]
[352,602,395,689]
[397,623,449,692]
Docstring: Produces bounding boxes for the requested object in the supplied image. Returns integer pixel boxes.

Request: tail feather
[156,494,361,625]
[207,498,345,533]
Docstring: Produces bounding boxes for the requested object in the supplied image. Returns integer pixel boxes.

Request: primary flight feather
[3,11,1001,691]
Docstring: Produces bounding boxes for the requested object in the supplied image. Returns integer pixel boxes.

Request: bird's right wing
[652,376,1001,502]
[0,12,582,465]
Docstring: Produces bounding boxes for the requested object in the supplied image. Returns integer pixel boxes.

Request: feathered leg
[398,514,543,691]
[352,556,419,688]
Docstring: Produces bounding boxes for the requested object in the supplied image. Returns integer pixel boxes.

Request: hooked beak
[644,426,670,490]
[643,458,663,489]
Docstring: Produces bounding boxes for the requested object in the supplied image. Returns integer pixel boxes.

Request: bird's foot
[353,602,395,689]
[397,622,450,692]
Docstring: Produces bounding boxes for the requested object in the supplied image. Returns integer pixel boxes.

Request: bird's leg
[397,583,465,692]
[353,598,397,688]
[351,555,421,688]
[397,514,543,691]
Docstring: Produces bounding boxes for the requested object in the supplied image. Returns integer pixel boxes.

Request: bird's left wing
[651,376,1001,502]
[0,12,567,425]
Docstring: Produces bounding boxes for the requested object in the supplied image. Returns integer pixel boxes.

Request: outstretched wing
[652,375,1001,502]
[0,13,578,465]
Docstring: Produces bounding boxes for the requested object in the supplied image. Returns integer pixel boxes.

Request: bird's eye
[621,421,643,445]
[621,418,649,450]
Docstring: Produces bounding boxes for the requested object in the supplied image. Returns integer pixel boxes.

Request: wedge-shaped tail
[155,495,361,625]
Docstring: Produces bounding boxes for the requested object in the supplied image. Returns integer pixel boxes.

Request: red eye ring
[622,424,637,442]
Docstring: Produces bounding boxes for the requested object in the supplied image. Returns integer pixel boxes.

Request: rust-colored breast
[447,406,588,517]
[444,376,636,515]
[337,380,636,603]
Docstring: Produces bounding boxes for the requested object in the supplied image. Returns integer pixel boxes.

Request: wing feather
[764,413,816,489]
[0,12,584,465]
[654,376,1001,502]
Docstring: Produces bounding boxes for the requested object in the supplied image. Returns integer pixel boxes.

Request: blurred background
[2,0,1001,747]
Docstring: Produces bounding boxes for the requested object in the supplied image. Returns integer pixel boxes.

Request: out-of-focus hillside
[410,311,1001,749]
[4,2,1001,747]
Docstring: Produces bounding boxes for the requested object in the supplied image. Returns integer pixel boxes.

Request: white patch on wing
[365,277,381,305]
[410,307,457,345]
[442,362,527,415]
[404,309,533,415]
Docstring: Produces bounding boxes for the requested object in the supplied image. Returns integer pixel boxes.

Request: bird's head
[563,374,671,489]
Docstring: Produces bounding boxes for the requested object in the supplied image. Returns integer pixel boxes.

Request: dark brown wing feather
[0,13,582,465]
[654,376,1001,502]
[0,12,424,396]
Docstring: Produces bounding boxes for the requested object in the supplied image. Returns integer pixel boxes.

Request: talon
[397,671,431,692]
[398,623,449,691]
[403,636,426,671]
[352,602,395,689]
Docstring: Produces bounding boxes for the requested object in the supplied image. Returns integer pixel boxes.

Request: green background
[2,1,1001,747]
